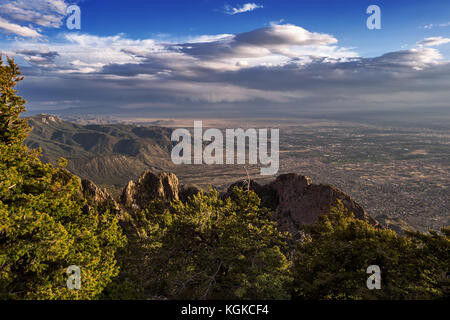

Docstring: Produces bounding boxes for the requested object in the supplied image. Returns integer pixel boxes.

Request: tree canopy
[0,56,448,300]
[292,201,449,300]
[107,187,292,300]
[0,56,126,299]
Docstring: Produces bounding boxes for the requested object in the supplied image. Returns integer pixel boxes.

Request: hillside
[25,114,175,188]
[24,114,446,233]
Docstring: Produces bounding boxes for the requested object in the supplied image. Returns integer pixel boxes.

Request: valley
[25,114,449,232]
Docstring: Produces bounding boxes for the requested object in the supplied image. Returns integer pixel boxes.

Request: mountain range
[25,114,413,232]
[26,114,175,189]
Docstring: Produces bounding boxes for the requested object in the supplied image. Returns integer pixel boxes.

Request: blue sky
[1,0,450,117]
[8,0,446,56]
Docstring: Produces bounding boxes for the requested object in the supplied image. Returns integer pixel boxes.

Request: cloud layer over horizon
[2,13,450,117]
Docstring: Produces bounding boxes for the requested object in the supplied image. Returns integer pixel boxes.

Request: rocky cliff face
[227,173,379,234]
[120,170,179,209]
[270,174,378,233]
[80,178,120,214]
[116,169,378,233]
[81,178,112,203]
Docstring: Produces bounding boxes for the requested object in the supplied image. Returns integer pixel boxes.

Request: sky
[1,0,450,118]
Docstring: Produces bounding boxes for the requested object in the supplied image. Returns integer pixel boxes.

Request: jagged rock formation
[80,178,121,213]
[118,169,378,233]
[120,170,179,209]
[227,173,379,234]
[81,178,112,203]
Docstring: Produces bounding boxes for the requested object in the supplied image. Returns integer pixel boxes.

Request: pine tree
[108,187,292,300]
[0,56,126,299]
[0,56,29,145]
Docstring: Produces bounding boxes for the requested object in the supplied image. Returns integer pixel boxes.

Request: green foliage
[0,56,29,146]
[1,56,448,301]
[108,187,292,300]
[0,57,126,299]
[292,201,449,300]
[404,228,450,298]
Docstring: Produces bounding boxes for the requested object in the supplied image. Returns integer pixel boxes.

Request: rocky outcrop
[120,170,179,209]
[120,170,379,233]
[80,178,120,213]
[227,173,379,234]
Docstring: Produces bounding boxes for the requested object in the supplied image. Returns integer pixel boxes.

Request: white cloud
[418,36,450,47]
[171,24,351,71]
[224,3,263,15]
[9,24,450,114]
[0,0,68,37]
[235,24,337,47]
[0,17,41,37]
[372,48,443,68]
[185,34,233,43]
[11,24,351,75]
[423,22,450,29]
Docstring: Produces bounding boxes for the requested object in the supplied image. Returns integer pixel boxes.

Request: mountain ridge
[25,114,175,186]
[25,114,405,232]
[117,170,380,233]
